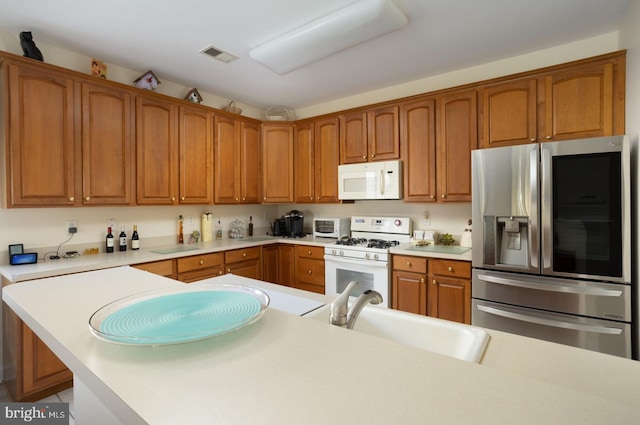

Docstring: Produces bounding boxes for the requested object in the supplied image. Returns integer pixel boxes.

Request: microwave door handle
[476,304,623,335]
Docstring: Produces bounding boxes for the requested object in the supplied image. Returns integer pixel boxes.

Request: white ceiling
[0,0,630,110]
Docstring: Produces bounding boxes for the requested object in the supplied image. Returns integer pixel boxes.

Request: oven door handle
[476,273,623,297]
[324,255,389,268]
[476,304,623,335]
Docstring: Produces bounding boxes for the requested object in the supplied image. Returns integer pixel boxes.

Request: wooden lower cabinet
[391,255,471,324]
[2,301,72,402]
[132,259,177,279]
[294,245,325,294]
[262,245,295,287]
[176,252,225,283]
[225,247,262,279]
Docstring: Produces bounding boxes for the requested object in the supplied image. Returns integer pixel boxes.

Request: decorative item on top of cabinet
[133,70,160,91]
[90,58,107,78]
[294,245,325,294]
[339,105,400,164]
[262,123,294,203]
[435,89,477,202]
[19,31,44,61]
[401,98,437,202]
[214,115,261,204]
[185,88,203,104]
[428,258,471,324]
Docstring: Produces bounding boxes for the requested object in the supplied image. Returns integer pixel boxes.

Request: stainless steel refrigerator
[471,135,633,358]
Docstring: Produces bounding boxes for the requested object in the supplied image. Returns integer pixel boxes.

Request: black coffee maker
[284,210,304,238]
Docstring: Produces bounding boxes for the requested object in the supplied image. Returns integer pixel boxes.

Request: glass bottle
[105,227,114,253]
[178,215,184,244]
[248,216,254,236]
[131,225,140,250]
[119,226,127,251]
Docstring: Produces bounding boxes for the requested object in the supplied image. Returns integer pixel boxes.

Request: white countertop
[3,267,640,424]
[0,236,472,283]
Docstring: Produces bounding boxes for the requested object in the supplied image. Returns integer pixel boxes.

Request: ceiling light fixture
[249,0,407,75]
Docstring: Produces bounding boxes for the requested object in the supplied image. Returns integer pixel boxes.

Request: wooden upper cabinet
[294,122,315,203]
[214,115,261,204]
[5,62,77,207]
[135,95,179,205]
[314,117,340,203]
[479,79,537,148]
[542,60,621,141]
[81,81,134,205]
[436,90,477,202]
[262,123,294,203]
[368,105,400,161]
[339,105,399,164]
[178,105,213,204]
[339,111,368,164]
[401,98,437,202]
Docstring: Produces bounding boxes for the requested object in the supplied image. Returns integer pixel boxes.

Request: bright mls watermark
[1,403,68,424]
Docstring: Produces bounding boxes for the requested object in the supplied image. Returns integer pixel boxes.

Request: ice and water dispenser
[483,216,530,270]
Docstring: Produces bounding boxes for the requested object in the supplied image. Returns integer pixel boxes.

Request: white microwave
[313,217,351,239]
[338,160,402,200]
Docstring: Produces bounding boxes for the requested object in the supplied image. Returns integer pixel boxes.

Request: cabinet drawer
[429,259,471,278]
[295,245,324,259]
[177,252,224,273]
[177,267,224,283]
[225,247,261,264]
[392,255,427,273]
[133,259,176,277]
[296,258,325,285]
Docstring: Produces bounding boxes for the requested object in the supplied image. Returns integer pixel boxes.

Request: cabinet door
[278,245,296,287]
[314,117,340,203]
[339,111,368,164]
[262,245,279,284]
[436,90,477,202]
[81,81,134,205]
[543,62,615,141]
[136,95,179,205]
[262,124,294,203]
[214,115,240,204]
[22,324,73,397]
[294,122,315,203]
[479,79,537,148]
[392,270,427,315]
[179,105,212,204]
[428,275,471,324]
[6,63,77,206]
[227,259,262,280]
[401,98,437,202]
[367,105,399,161]
[240,120,262,203]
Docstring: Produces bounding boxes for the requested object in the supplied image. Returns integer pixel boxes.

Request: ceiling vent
[200,45,238,64]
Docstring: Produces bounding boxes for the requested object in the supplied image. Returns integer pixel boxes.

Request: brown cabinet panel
[429,259,471,279]
[392,270,427,315]
[428,275,471,324]
[314,117,340,203]
[133,259,177,278]
[294,245,325,294]
[177,252,224,274]
[340,111,368,164]
[479,79,537,148]
[240,120,262,203]
[262,244,295,286]
[225,247,260,264]
[262,124,294,203]
[392,255,428,273]
[401,98,437,202]
[294,122,315,203]
[135,95,179,205]
[178,267,224,283]
[262,245,279,284]
[367,105,400,161]
[179,105,213,204]
[436,90,477,202]
[226,259,262,279]
[295,245,324,260]
[81,81,134,205]
[6,62,76,206]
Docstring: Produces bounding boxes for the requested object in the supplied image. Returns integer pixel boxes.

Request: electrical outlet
[67,220,78,234]
[108,218,117,230]
[422,212,431,226]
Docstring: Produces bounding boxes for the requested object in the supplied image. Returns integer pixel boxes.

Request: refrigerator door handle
[529,149,538,270]
[540,146,552,270]
[476,273,624,297]
[476,304,623,335]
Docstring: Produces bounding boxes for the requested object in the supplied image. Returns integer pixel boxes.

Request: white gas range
[324,216,411,307]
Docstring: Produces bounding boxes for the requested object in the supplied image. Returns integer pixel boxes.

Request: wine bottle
[119,226,127,251]
[248,216,254,236]
[131,225,140,250]
[106,227,114,253]
[178,215,184,244]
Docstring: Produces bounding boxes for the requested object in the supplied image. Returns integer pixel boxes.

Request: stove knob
[365,253,370,260]
[374,254,379,260]
[332,249,337,255]
[339,250,344,256]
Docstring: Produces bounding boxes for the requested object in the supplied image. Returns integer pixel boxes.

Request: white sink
[304,305,490,363]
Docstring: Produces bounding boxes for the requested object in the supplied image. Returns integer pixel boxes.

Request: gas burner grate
[335,238,368,246]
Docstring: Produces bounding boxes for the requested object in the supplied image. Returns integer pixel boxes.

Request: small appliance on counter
[284,210,304,238]
[271,218,286,236]
[313,217,350,238]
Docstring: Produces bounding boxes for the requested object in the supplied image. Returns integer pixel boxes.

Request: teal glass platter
[89,283,270,346]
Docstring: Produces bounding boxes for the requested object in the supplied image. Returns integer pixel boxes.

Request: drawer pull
[199,260,204,265]
[308,270,312,275]
[227,268,231,273]
[432,279,437,285]
[308,250,312,255]
[420,278,425,283]
[171,197,176,202]
[242,252,247,258]
[448,266,453,272]
[406,261,411,267]
[69,197,74,202]
[85,196,90,201]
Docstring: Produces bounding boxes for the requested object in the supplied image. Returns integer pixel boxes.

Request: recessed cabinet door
[392,270,427,315]
[6,63,76,206]
[179,105,213,204]
[240,120,262,204]
[479,79,537,148]
[401,98,437,202]
[136,95,179,205]
[367,105,400,161]
[428,275,471,324]
[294,122,315,203]
[314,117,340,203]
[436,90,477,202]
[81,81,134,205]
[339,111,368,164]
[214,115,240,204]
[262,124,293,203]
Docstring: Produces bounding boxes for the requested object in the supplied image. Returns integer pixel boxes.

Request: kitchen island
[3,267,640,424]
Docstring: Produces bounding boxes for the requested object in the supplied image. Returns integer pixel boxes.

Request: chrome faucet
[329,280,383,329]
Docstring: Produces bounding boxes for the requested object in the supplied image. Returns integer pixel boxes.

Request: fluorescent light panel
[249,0,407,75]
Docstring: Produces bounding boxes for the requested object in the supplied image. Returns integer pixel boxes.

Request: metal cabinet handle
[227,268,231,273]
[85,196,90,201]
[371,154,375,158]
[362,155,367,159]
[199,260,204,265]
[242,252,247,258]
[308,270,312,275]
[308,250,312,255]
[420,278,425,283]
[171,197,176,202]
[432,279,437,285]
[530,138,536,142]
[448,266,453,272]
[441,194,446,199]
[406,261,411,267]
[546,135,552,140]
[69,197,74,202]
